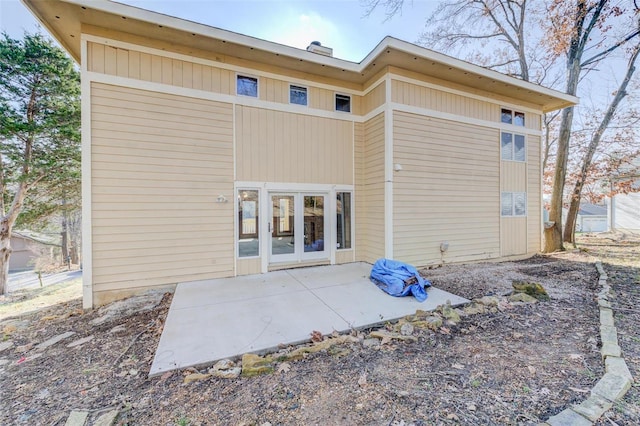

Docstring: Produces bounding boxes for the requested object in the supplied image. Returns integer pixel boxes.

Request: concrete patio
[150,262,468,376]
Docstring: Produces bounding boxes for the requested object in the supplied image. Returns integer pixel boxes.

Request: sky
[0,0,440,62]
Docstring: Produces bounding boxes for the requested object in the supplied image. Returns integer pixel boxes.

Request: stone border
[544,260,634,425]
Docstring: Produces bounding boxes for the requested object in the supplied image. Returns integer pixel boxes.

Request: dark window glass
[290,85,307,106]
[238,190,259,257]
[335,94,351,112]
[337,192,352,249]
[501,108,513,124]
[237,75,258,97]
[514,111,525,126]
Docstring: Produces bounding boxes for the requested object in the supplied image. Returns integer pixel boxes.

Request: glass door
[301,194,327,260]
[270,194,296,263]
[268,192,328,263]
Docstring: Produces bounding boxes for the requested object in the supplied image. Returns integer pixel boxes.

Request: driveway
[8,269,82,292]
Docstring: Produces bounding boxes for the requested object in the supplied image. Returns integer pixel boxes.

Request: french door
[269,192,328,263]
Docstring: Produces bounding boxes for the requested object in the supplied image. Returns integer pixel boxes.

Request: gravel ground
[1,233,636,425]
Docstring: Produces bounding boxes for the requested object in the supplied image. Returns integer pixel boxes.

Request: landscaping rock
[605,357,633,381]
[93,409,119,426]
[209,359,241,379]
[440,303,461,323]
[183,372,211,384]
[65,410,89,426]
[362,338,380,348]
[572,394,613,422]
[400,322,414,336]
[370,330,417,343]
[512,281,549,300]
[463,303,486,315]
[67,336,94,348]
[241,353,274,377]
[0,340,13,353]
[36,331,76,350]
[475,296,500,307]
[507,293,538,304]
[546,408,591,426]
[591,372,632,402]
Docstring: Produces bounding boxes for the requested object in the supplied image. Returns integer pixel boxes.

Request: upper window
[237,75,258,97]
[290,85,308,106]
[501,192,527,217]
[501,132,526,162]
[335,94,351,113]
[501,108,525,126]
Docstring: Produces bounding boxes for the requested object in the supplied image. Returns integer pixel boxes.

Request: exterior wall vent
[306,41,333,57]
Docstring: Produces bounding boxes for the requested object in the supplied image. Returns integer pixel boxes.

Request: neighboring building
[10,231,61,272]
[609,159,640,232]
[23,0,577,307]
[576,203,608,233]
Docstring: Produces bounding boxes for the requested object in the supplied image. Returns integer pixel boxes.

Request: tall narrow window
[336,192,352,249]
[501,132,526,162]
[501,192,527,216]
[238,190,259,257]
[237,75,258,97]
[335,94,351,112]
[290,85,308,106]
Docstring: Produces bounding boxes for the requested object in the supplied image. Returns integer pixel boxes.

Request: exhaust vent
[306,41,333,57]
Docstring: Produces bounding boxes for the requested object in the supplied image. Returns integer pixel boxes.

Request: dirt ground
[0,233,638,425]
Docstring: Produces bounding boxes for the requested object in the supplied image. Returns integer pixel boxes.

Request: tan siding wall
[363,82,386,115]
[357,114,386,263]
[335,250,355,264]
[392,79,498,122]
[525,113,541,131]
[501,162,527,192]
[527,135,542,253]
[235,106,353,184]
[91,83,234,298]
[87,41,359,114]
[354,122,365,262]
[501,218,528,256]
[393,111,500,265]
[236,258,262,276]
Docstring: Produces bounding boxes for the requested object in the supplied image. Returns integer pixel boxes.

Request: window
[501,132,526,162]
[336,192,352,249]
[501,192,527,216]
[290,85,308,106]
[238,190,259,257]
[237,75,258,97]
[501,108,525,126]
[335,94,351,112]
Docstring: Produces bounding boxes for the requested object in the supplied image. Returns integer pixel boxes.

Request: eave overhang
[21,0,577,113]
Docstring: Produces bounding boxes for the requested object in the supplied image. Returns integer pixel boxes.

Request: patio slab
[150,262,468,376]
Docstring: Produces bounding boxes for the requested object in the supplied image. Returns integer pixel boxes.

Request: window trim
[335,93,351,113]
[501,131,527,162]
[237,188,261,258]
[501,192,527,217]
[289,84,308,106]
[236,74,259,98]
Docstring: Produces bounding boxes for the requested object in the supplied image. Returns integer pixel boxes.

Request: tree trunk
[563,44,639,244]
[0,220,11,295]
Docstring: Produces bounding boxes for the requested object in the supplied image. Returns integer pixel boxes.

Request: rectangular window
[290,85,308,106]
[501,192,527,216]
[501,108,525,126]
[335,94,351,113]
[501,132,526,162]
[238,190,259,257]
[237,75,258,97]
[336,192,352,249]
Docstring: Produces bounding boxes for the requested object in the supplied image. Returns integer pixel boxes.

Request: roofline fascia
[25,0,577,110]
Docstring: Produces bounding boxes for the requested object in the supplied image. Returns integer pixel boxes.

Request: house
[609,158,640,232]
[575,203,608,233]
[22,0,577,308]
[9,231,61,272]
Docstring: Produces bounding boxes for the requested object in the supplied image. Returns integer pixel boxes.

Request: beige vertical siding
[525,113,541,131]
[501,162,527,192]
[527,135,542,253]
[90,83,234,299]
[88,42,358,114]
[236,258,262,276]
[391,79,498,122]
[362,82,386,115]
[501,218,528,256]
[393,111,500,265]
[335,250,355,264]
[357,113,386,263]
[235,105,353,184]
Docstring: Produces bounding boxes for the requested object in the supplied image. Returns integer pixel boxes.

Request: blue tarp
[370,258,431,302]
